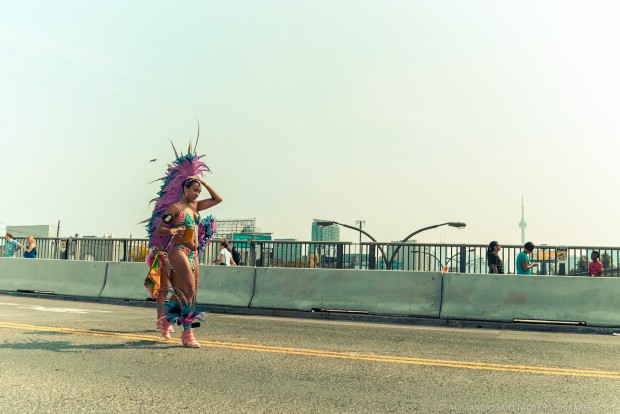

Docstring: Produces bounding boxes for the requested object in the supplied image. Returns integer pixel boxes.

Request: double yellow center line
[1,321,618,379]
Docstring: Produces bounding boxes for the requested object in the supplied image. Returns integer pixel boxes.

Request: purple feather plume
[197,215,216,253]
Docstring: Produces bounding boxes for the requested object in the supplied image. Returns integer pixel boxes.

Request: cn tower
[519,193,527,245]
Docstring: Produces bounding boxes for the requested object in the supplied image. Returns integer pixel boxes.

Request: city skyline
[2,1,620,247]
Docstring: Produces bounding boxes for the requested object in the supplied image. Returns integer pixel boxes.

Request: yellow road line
[1,321,618,379]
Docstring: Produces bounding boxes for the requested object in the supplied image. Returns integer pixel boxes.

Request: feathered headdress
[147,126,216,251]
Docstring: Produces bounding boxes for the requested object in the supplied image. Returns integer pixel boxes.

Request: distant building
[215,218,257,239]
[311,219,340,241]
[383,242,426,270]
[308,220,341,268]
[6,225,59,238]
[411,245,431,271]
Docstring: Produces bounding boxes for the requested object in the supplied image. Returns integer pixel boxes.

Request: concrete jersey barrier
[196,265,255,308]
[4,258,620,327]
[100,262,256,307]
[99,262,152,301]
[250,267,442,317]
[441,273,620,326]
[0,258,107,297]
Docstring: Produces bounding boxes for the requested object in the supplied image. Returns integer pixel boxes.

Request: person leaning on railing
[23,236,37,259]
[3,233,23,258]
[588,251,603,277]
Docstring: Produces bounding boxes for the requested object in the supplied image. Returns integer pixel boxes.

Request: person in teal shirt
[3,233,23,258]
[516,241,539,275]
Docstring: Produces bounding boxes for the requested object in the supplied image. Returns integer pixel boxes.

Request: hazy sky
[2,1,619,246]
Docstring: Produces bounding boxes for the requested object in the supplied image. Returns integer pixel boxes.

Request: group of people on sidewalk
[2,233,37,258]
[486,241,604,276]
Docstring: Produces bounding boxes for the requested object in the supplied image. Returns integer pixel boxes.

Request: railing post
[336,243,344,269]
[368,245,376,270]
[558,263,566,276]
[250,238,256,267]
[459,245,466,273]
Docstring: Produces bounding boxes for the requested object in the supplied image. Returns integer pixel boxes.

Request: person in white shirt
[212,238,237,266]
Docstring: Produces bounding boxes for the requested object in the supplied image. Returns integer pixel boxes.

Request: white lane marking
[18,305,112,314]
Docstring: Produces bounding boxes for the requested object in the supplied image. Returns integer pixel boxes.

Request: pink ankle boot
[181,329,200,348]
[155,322,174,333]
[156,316,172,340]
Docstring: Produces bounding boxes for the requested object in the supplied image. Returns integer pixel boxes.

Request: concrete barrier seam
[439,272,445,319]
[98,262,109,298]
[249,266,257,307]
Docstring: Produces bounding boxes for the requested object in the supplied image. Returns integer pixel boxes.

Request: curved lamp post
[412,248,474,272]
[317,220,466,270]
[316,220,389,269]
[411,250,442,270]
[443,248,475,272]
[413,249,476,273]
[387,222,466,270]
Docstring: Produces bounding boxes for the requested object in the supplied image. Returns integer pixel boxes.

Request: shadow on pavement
[0,335,178,352]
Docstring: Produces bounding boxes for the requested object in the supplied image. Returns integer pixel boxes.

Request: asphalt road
[0,294,619,414]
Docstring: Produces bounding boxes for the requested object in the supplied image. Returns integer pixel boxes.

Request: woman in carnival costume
[145,136,221,348]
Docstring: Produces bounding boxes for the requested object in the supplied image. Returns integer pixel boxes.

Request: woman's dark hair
[487,241,498,261]
[184,178,200,188]
[220,240,229,248]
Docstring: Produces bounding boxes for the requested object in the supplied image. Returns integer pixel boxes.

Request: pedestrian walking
[486,241,504,274]
[516,242,539,275]
[212,238,237,266]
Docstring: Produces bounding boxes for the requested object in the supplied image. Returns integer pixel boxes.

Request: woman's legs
[156,270,171,319]
[194,254,200,292]
[155,269,174,338]
[167,248,200,348]
[167,249,196,306]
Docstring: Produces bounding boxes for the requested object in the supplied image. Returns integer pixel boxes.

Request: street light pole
[317,220,466,271]
[443,248,475,272]
[355,220,365,269]
[387,222,466,270]
[316,221,388,270]
[412,250,442,271]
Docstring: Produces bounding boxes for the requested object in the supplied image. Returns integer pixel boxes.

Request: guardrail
[2,237,619,276]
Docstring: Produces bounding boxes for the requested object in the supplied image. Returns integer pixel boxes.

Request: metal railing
[2,237,619,276]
